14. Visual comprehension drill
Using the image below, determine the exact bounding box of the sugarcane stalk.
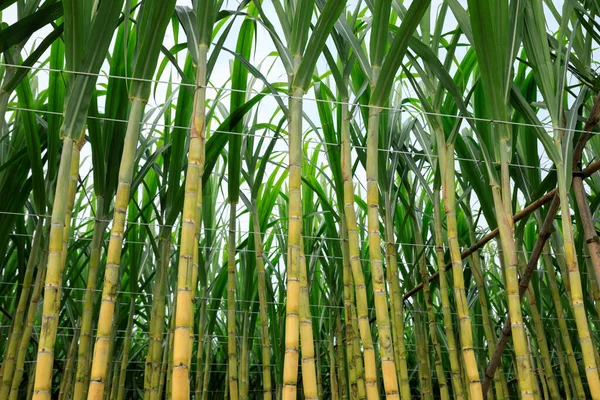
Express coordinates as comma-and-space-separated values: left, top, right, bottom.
523, 283, 559, 399
433, 188, 465, 398
365, 100, 400, 399
492, 126, 536, 399
334, 317, 347, 400
117, 298, 135, 400
145, 229, 170, 400
87, 99, 144, 400
74, 214, 109, 400
166, 295, 176, 400
414, 304, 431, 399
239, 310, 249, 400
251, 200, 272, 400
58, 320, 79, 400
32, 135, 75, 400
404, 157, 600, 302
195, 296, 207, 400
282, 85, 304, 400
341, 99, 379, 400
330, 329, 339, 400
172, 44, 208, 400
299, 241, 318, 400
226, 203, 239, 400
9, 241, 47, 400
441, 144, 482, 399
383, 203, 410, 397
0, 217, 44, 400
465, 215, 506, 400
159, 303, 173, 400
340, 219, 358, 400
411, 213, 448, 400
200, 334, 211, 400
555, 166, 600, 398
481, 100, 600, 392
482, 196, 560, 396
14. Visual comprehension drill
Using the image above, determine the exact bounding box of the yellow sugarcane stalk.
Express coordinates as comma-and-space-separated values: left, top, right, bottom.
172, 45, 208, 400
32, 134, 75, 400
541, 244, 585, 398
340, 100, 379, 400
466, 217, 506, 400
87, 98, 144, 400
365, 103, 399, 399
556, 169, 600, 398
441, 145, 482, 400
282, 86, 304, 400
299, 241, 318, 399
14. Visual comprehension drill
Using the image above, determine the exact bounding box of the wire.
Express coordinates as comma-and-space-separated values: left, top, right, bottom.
5, 105, 559, 173
0, 62, 596, 136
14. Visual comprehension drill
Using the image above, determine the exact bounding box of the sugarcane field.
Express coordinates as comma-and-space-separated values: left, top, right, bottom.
2, 0, 600, 399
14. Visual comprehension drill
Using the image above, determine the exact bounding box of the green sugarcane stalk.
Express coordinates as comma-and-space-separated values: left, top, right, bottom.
117, 298, 135, 400
0, 217, 44, 400
172, 41, 209, 400
251, 200, 273, 400
340, 219, 359, 400
58, 320, 79, 400
9, 235, 47, 400
382, 203, 410, 397
433, 188, 465, 398
411, 213, 448, 400
74, 215, 109, 399
87, 99, 144, 400
440, 144, 481, 399
144, 229, 170, 400
341, 101, 379, 400
555, 167, 600, 398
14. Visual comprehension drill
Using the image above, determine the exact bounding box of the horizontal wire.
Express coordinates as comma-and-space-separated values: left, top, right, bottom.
0, 282, 585, 326
1, 62, 596, 136
6, 104, 562, 173
0, 209, 452, 253
6, 229, 569, 262
5, 105, 560, 173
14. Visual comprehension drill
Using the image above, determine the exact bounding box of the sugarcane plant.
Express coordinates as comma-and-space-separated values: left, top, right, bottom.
1, 0, 600, 399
